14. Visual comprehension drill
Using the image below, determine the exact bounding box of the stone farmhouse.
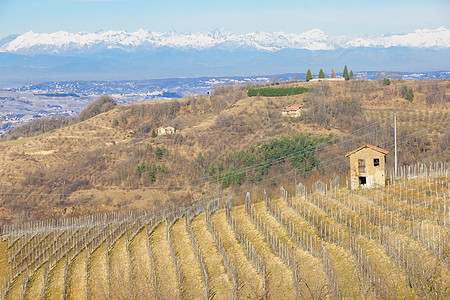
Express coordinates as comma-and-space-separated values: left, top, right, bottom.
157, 126, 176, 135
345, 144, 388, 189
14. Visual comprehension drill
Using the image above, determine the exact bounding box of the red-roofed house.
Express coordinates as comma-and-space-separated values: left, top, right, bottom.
345, 144, 388, 189
281, 104, 303, 117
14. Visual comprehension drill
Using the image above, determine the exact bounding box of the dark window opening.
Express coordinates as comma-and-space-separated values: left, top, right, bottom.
374, 158, 380, 166
359, 176, 366, 185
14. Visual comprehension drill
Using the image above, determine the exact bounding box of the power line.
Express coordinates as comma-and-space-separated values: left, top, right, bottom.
2, 120, 447, 198
0, 116, 393, 196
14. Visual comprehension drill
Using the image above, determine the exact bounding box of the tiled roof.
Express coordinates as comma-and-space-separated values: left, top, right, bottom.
282, 105, 302, 112
345, 144, 389, 157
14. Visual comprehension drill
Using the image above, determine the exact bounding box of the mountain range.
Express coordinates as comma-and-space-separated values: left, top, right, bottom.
0, 28, 449, 81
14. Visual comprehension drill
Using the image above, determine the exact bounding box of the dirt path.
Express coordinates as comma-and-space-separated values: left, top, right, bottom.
211, 210, 263, 298
149, 222, 180, 299
87, 242, 108, 299
65, 249, 87, 300
191, 213, 233, 299
170, 218, 205, 299
129, 228, 155, 299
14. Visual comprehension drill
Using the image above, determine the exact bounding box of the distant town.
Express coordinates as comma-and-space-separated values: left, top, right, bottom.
1, 71, 448, 135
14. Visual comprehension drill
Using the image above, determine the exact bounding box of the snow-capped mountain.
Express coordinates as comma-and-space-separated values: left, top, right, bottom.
0, 27, 449, 82
1, 27, 449, 55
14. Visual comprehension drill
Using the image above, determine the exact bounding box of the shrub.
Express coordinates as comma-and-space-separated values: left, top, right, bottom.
247, 86, 309, 97
401, 85, 414, 102
383, 78, 391, 86
78, 95, 117, 122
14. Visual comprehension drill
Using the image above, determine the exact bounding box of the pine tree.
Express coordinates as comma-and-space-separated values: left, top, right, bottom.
318, 69, 325, 78
330, 68, 336, 78
151, 129, 157, 138
349, 70, 354, 79
343, 65, 349, 80
305, 69, 313, 81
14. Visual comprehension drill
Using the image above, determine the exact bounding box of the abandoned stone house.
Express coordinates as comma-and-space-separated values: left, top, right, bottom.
281, 104, 303, 117
345, 144, 388, 189
157, 126, 176, 135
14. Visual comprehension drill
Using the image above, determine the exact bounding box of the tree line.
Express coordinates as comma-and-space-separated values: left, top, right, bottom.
305, 66, 354, 81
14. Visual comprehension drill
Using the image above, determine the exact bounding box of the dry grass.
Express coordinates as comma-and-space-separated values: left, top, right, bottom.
211, 210, 263, 298
129, 228, 155, 299
170, 218, 205, 299
252, 202, 330, 298
231, 205, 296, 299
23, 265, 45, 299
190, 212, 233, 299
4, 272, 24, 300
65, 249, 87, 300
0, 242, 9, 286
149, 222, 180, 299
86, 242, 108, 299
109, 234, 133, 299
43, 257, 65, 300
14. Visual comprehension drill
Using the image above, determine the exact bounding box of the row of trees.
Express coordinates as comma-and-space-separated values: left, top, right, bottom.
305, 66, 354, 81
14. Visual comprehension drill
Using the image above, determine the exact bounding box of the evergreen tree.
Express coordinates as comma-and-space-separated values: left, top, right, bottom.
318, 69, 325, 78
349, 70, 354, 79
401, 85, 414, 102
330, 68, 336, 78
151, 129, 157, 138
343, 65, 349, 80
305, 69, 313, 81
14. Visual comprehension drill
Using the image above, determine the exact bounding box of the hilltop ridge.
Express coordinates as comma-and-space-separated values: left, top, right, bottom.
0, 80, 448, 224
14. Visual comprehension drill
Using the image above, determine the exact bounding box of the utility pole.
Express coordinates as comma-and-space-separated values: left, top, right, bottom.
394, 112, 397, 178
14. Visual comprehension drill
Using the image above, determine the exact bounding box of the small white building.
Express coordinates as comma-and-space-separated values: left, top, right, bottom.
281, 105, 303, 117
157, 126, 176, 135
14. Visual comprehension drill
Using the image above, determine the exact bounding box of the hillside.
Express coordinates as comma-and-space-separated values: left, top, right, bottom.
1, 167, 448, 299
0, 80, 449, 224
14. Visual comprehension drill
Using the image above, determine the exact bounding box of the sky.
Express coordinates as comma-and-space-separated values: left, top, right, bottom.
0, 0, 449, 39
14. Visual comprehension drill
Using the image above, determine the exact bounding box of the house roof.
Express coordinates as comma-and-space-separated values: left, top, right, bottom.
345, 144, 389, 157
282, 104, 302, 112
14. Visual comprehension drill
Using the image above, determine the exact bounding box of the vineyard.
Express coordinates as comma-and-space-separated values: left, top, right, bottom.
1, 162, 449, 299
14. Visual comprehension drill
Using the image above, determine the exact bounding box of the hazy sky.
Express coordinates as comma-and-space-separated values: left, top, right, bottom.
0, 0, 449, 38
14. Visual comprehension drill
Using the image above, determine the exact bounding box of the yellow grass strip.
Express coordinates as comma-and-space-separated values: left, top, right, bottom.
274, 199, 371, 298
252, 202, 329, 298
211, 210, 263, 298
296, 194, 412, 298
149, 222, 180, 299
129, 228, 156, 299
87, 242, 108, 299
231, 206, 296, 299
24, 265, 45, 300
43, 257, 65, 300
170, 218, 205, 299
4, 273, 24, 300
0, 241, 9, 287
64, 248, 86, 300
191, 212, 233, 300
109, 234, 133, 299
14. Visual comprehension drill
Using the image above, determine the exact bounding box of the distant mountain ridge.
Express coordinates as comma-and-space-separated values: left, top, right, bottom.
1, 27, 449, 55
0, 28, 449, 81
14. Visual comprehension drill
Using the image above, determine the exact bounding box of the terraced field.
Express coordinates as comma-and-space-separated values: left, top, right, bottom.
1, 165, 449, 299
